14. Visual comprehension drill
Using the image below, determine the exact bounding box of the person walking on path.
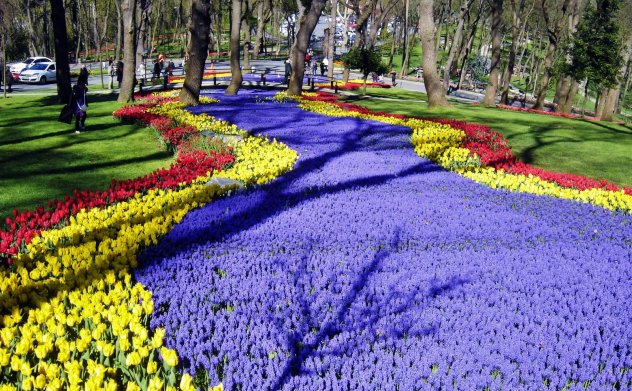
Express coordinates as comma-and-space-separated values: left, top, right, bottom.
322, 58, 329, 76
4, 66, 13, 93
284, 59, 292, 85
116, 61, 123, 88
152, 59, 161, 81
71, 81, 88, 133
312, 61, 318, 76
78, 65, 89, 85
108, 58, 115, 89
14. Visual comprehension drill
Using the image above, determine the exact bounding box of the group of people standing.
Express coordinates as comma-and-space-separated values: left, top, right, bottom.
107, 58, 124, 89
284, 52, 330, 84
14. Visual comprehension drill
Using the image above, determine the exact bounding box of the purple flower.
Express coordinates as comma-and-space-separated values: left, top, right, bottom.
135, 89, 632, 390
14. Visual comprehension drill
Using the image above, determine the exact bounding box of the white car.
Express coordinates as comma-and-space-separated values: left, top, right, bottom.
19, 62, 57, 84
9, 56, 53, 79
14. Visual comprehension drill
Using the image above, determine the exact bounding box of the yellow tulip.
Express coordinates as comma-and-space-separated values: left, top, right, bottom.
147, 377, 164, 391
210, 383, 224, 391
151, 328, 165, 348
33, 374, 47, 389
160, 347, 178, 367
0, 348, 10, 366
125, 351, 141, 367
21, 376, 33, 391
125, 382, 141, 391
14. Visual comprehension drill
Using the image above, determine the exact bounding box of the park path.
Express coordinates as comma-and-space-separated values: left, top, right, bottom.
135, 90, 632, 390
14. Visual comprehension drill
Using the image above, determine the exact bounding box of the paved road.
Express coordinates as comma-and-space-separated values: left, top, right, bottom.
2, 59, 490, 105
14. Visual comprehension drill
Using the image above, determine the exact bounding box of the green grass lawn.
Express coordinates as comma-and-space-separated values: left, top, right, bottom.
0, 93, 174, 218
344, 87, 632, 188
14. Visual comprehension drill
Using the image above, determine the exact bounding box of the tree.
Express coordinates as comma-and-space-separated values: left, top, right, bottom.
226, 0, 243, 95
342, 47, 388, 94
567, 0, 625, 119
481, 0, 503, 106
532, 0, 576, 110
118, 0, 137, 103
418, 0, 449, 107
287, 0, 326, 96
443, 0, 476, 92
180, 0, 212, 105
50, 0, 72, 103
252, 0, 266, 59
499, 0, 533, 105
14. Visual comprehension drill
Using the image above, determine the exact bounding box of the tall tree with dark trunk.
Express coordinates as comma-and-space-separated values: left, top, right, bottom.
567, 0, 625, 119
327, 0, 337, 79
50, 0, 72, 103
180, 0, 212, 105
226, 0, 243, 94
115, 0, 123, 60
252, 0, 265, 59
287, 0, 326, 96
242, 0, 252, 72
443, 0, 475, 91
499, 0, 531, 104
481, 0, 503, 106
533, 0, 576, 110
118, 0, 137, 103
342, 0, 375, 82
419, 0, 449, 107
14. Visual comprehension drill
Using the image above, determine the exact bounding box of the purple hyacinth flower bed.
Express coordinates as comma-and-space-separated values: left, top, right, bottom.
135, 89, 632, 390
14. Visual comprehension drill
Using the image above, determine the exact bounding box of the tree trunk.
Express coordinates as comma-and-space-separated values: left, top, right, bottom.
557, 78, 579, 113
554, 75, 571, 108
601, 87, 620, 121
601, 37, 632, 120
50, 0, 72, 103
419, 0, 449, 107
595, 88, 606, 118
180, 0, 211, 105
619, 58, 632, 115
342, 0, 374, 83
118, 0, 137, 103
399, 0, 409, 77
532, 39, 554, 110
275, 9, 282, 55
499, 0, 528, 104
435, 4, 445, 54
115, 0, 123, 60
327, 0, 337, 79
242, 3, 252, 72
482, 0, 502, 106
226, 0, 243, 95
533, 0, 575, 110
252, 0, 265, 59
3, 34, 6, 99
443, 0, 473, 91
287, 0, 326, 96
340, 5, 350, 49
457, 0, 484, 89
137, 1, 153, 67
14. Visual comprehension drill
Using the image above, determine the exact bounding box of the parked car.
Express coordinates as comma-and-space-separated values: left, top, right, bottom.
19, 62, 56, 84
9, 56, 53, 79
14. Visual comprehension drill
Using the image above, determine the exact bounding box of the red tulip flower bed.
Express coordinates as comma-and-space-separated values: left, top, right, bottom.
309, 92, 632, 196
0, 96, 235, 265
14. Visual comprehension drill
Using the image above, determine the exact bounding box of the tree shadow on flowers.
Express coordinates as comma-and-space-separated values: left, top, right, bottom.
267, 228, 470, 390
144, 114, 441, 262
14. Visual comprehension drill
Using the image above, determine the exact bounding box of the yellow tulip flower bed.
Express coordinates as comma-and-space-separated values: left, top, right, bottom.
293, 93, 632, 214
0, 92, 298, 390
